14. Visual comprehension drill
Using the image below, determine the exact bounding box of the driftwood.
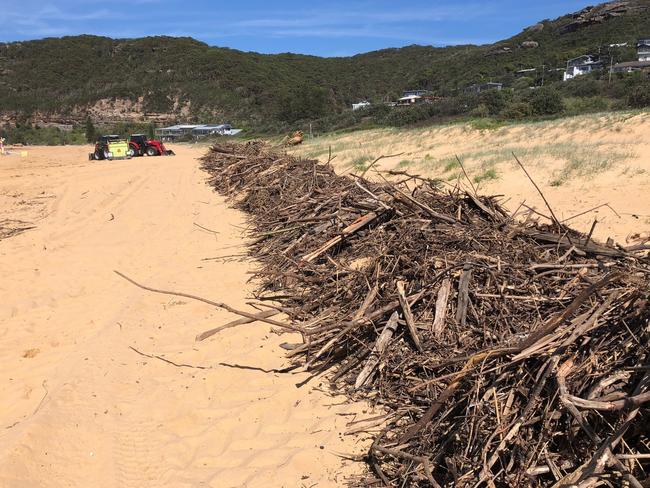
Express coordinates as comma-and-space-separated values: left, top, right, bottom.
355, 312, 400, 389
432, 279, 451, 336
114, 270, 303, 333
199, 141, 650, 487
396, 281, 423, 352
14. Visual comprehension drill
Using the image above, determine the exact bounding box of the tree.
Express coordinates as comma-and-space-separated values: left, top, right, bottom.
479, 89, 509, 115
278, 85, 329, 123
84, 115, 97, 143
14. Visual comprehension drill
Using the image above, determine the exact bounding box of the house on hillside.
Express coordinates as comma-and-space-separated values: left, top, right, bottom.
465, 82, 503, 94
394, 90, 442, 106
563, 55, 602, 81
396, 94, 424, 106
156, 124, 199, 140
156, 124, 239, 140
352, 101, 371, 111
192, 124, 236, 137
402, 90, 429, 98
637, 38, 650, 61
611, 38, 650, 75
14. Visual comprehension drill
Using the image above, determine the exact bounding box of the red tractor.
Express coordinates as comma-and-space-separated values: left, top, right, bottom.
127, 134, 175, 157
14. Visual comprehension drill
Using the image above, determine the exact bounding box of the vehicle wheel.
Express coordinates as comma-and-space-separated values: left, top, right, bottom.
103, 149, 111, 160
94, 151, 103, 160
127, 147, 136, 158
146, 147, 158, 156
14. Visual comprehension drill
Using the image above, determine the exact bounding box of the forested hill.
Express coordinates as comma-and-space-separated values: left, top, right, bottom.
1, 0, 649, 129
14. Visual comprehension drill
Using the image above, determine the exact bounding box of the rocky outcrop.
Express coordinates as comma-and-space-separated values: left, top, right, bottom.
0, 96, 192, 128
525, 23, 545, 33
521, 41, 540, 49
560, 1, 647, 34
486, 45, 513, 56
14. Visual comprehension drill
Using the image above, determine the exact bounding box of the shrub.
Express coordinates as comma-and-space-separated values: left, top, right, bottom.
479, 89, 509, 115
528, 87, 564, 115
499, 101, 532, 119
470, 104, 490, 118
627, 84, 650, 108
380, 105, 433, 126
562, 76, 602, 98
512, 77, 534, 91
564, 96, 611, 115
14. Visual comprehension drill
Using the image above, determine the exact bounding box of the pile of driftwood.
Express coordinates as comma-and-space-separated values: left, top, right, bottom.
201, 141, 650, 487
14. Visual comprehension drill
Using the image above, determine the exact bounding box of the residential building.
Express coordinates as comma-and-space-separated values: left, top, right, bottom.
155, 124, 199, 139
611, 60, 650, 74
563, 55, 602, 81
637, 38, 650, 61
611, 38, 650, 74
396, 94, 424, 106
352, 101, 371, 111
465, 82, 503, 93
155, 124, 239, 140
192, 124, 234, 136
402, 90, 429, 98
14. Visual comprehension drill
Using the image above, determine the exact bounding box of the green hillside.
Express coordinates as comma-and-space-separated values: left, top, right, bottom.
1, 0, 650, 132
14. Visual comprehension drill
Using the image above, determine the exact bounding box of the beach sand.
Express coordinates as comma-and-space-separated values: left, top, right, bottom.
0, 145, 368, 488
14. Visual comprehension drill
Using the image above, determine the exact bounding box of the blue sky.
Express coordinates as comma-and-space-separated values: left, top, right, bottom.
2, 1, 594, 56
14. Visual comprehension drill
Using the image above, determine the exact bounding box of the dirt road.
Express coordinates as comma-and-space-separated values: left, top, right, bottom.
0, 146, 364, 487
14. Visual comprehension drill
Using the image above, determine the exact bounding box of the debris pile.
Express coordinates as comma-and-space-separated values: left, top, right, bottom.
201, 141, 650, 487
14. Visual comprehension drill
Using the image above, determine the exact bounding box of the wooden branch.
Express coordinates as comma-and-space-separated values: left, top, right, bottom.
305, 286, 378, 368
455, 265, 472, 327
396, 281, 423, 352
195, 309, 280, 341
129, 345, 211, 369
359, 152, 405, 178
432, 279, 451, 337
301, 211, 379, 263
355, 312, 399, 390
391, 187, 457, 224
512, 152, 565, 237
372, 445, 441, 488
564, 391, 650, 412
114, 271, 304, 333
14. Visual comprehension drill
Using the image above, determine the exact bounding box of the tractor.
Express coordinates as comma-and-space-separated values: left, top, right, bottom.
127, 134, 175, 157
89, 135, 131, 161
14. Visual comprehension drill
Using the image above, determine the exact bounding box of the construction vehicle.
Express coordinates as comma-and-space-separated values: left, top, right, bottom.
127, 134, 175, 157
89, 135, 131, 161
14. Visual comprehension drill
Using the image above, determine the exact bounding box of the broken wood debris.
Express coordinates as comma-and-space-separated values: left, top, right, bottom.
200, 141, 650, 487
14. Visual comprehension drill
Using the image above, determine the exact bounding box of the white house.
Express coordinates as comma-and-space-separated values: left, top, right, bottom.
156, 124, 241, 140
563, 55, 603, 81
352, 101, 371, 111
638, 38, 650, 61
396, 95, 422, 106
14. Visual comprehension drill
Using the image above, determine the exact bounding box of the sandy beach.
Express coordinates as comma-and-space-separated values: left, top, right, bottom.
0, 145, 367, 487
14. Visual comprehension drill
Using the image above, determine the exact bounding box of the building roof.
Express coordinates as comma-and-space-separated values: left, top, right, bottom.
568, 55, 596, 62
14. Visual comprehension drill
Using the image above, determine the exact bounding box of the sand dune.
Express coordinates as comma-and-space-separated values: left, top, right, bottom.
0, 145, 367, 487
294, 111, 650, 244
